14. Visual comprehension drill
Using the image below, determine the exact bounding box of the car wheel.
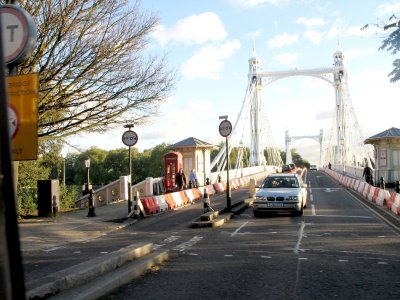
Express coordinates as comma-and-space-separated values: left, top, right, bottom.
292, 206, 304, 217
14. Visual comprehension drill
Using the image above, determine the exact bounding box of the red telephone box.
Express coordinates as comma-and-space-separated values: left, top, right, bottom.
164, 151, 183, 193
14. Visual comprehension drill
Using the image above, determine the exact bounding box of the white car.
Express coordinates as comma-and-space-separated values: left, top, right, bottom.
309, 164, 317, 171
253, 173, 308, 217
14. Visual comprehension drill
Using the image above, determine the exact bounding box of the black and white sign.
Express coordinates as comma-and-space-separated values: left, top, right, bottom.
122, 130, 138, 147
219, 120, 232, 137
1, 4, 36, 65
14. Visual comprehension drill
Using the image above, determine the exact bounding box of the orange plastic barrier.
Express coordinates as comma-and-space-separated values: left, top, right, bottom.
140, 196, 160, 215
163, 193, 176, 209
179, 191, 189, 205
192, 188, 202, 199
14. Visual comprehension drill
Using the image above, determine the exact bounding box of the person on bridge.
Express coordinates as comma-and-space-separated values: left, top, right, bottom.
189, 169, 197, 188
176, 168, 187, 190
362, 164, 373, 185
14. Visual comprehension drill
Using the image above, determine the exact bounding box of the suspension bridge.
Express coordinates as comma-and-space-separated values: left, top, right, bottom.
77, 44, 375, 208
210, 43, 374, 180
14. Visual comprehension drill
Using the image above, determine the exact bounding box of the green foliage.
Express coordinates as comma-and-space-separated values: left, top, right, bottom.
364, 15, 400, 83
17, 159, 51, 216
59, 184, 79, 211
280, 149, 309, 168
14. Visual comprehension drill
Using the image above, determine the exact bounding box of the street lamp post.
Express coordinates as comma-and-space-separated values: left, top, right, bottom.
85, 157, 96, 217
219, 115, 232, 211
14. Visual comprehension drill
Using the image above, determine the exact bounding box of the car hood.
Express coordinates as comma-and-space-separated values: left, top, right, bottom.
256, 188, 301, 197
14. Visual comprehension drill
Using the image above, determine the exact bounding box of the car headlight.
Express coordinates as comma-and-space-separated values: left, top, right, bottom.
287, 196, 298, 200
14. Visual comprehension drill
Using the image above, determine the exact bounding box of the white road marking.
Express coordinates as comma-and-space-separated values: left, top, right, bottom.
153, 235, 182, 250
70, 223, 92, 230
261, 256, 272, 259
294, 222, 306, 254
231, 221, 249, 237
224, 254, 233, 257
310, 194, 314, 202
311, 204, 316, 216
173, 235, 203, 252
43, 246, 66, 253
338, 259, 348, 262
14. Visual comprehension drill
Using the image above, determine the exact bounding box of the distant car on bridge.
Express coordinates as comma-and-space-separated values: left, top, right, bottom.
309, 164, 317, 171
282, 163, 296, 173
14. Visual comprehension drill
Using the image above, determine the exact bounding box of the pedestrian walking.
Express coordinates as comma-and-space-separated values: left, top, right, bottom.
189, 169, 197, 188
362, 164, 373, 185
176, 168, 187, 190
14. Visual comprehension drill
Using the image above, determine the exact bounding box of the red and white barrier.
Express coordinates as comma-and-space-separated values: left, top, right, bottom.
154, 195, 168, 212
387, 192, 400, 215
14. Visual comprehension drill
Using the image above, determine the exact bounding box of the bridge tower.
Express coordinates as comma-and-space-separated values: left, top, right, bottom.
285, 129, 324, 167
248, 50, 266, 166
332, 44, 349, 166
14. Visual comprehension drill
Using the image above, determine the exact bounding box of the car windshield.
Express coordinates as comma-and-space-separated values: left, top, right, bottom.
262, 177, 299, 188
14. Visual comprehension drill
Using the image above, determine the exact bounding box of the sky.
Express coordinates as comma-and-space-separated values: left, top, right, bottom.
67, 0, 400, 164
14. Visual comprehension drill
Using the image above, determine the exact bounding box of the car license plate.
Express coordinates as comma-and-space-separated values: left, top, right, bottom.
267, 203, 284, 208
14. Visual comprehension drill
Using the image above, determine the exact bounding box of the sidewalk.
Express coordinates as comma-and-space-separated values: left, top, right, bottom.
18, 200, 137, 252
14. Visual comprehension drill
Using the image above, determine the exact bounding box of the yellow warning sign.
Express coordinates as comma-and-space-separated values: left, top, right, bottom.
7, 73, 38, 161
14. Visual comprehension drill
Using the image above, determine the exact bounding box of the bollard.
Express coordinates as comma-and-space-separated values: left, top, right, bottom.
206, 177, 210, 185
52, 195, 58, 218
133, 190, 141, 219
217, 175, 221, 183
203, 188, 213, 213
380, 177, 386, 190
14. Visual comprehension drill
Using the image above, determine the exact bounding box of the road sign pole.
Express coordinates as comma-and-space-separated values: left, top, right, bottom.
123, 124, 137, 215
0, 11, 26, 299
219, 117, 232, 211
128, 145, 132, 213
226, 136, 231, 211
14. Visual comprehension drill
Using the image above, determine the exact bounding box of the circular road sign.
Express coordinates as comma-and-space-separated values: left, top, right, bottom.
122, 130, 138, 147
1, 4, 37, 65
219, 120, 232, 137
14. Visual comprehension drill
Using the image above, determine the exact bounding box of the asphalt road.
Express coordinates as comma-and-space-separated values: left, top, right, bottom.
101, 171, 400, 300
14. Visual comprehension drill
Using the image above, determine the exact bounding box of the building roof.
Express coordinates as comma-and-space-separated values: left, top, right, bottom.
173, 137, 214, 148
364, 127, 400, 144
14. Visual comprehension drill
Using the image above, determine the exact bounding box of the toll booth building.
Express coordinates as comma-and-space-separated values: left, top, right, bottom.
172, 137, 214, 187
364, 127, 400, 186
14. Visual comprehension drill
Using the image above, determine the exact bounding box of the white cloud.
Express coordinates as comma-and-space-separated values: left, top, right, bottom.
229, 0, 289, 8
152, 12, 227, 45
274, 53, 299, 65
181, 40, 241, 79
304, 30, 324, 44
296, 17, 325, 27
375, 3, 400, 16
267, 33, 299, 49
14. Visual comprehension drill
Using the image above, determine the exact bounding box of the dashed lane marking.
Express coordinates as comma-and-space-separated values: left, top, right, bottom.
173, 235, 203, 252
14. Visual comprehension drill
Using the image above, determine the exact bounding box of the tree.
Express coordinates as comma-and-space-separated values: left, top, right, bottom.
362, 15, 400, 83
379, 15, 400, 83
15, 0, 175, 139
280, 149, 309, 168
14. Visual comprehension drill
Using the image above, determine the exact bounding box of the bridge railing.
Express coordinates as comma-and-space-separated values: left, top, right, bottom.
74, 165, 280, 208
